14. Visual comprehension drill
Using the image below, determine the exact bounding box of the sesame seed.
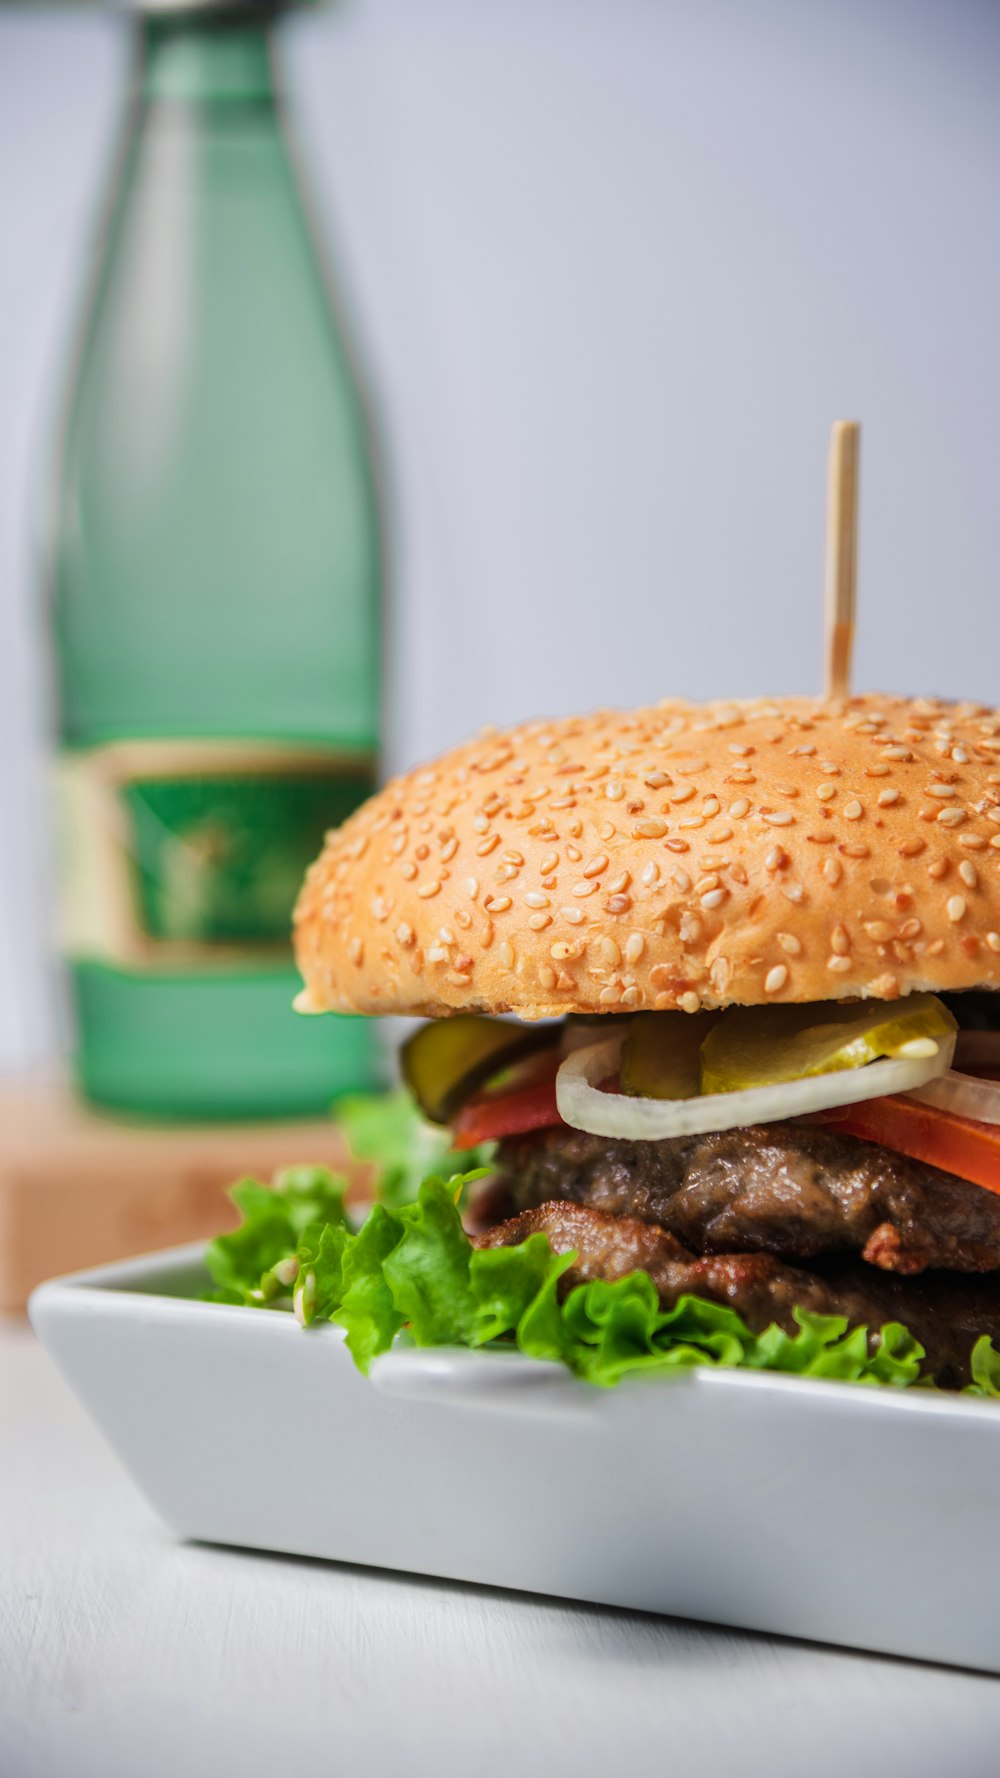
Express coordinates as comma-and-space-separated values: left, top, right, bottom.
898, 838, 925, 857
606, 872, 631, 895
670, 785, 696, 804
550, 941, 580, 962
953, 748, 970, 763
641, 861, 660, 886
600, 937, 621, 966
765, 847, 787, 871
831, 924, 850, 954
865, 764, 891, 778
426, 945, 448, 964
401, 862, 418, 881
572, 880, 598, 897
864, 921, 895, 942
527, 912, 552, 930
473, 814, 489, 833
679, 913, 702, 943
476, 834, 500, 856
937, 808, 967, 826
539, 851, 559, 874
764, 965, 788, 994
827, 955, 852, 973
634, 818, 669, 839
763, 811, 795, 826
988, 934, 1000, 953
606, 894, 632, 913
928, 859, 949, 879
959, 861, 978, 889
498, 941, 515, 969
539, 964, 557, 990
816, 784, 837, 801
882, 746, 913, 761
644, 771, 670, 789
583, 853, 609, 877
395, 922, 415, 947
781, 882, 805, 903
485, 894, 511, 912
561, 906, 585, 925
466, 877, 480, 900
728, 797, 751, 818
695, 874, 719, 894
566, 845, 582, 863
926, 783, 958, 798
600, 822, 617, 841
625, 933, 645, 963
348, 937, 364, 965
701, 888, 726, 910
605, 781, 625, 801
777, 932, 802, 956
959, 834, 987, 851
878, 789, 900, 807
525, 891, 549, 909
503, 849, 525, 866
668, 866, 691, 892
599, 984, 623, 1006
844, 800, 864, 820
823, 857, 843, 885
947, 896, 967, 923
701, 796, 721, 818
416, 880, 442, 899
678, 991, 701, 1014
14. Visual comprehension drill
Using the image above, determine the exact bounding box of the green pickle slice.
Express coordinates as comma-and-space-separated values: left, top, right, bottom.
700, 993, 956, 1095
401, 1015, 555, 1124
621, 1011, 719, 1099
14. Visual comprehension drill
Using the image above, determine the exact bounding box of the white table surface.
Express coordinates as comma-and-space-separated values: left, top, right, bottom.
5, 1313, 1000, 1778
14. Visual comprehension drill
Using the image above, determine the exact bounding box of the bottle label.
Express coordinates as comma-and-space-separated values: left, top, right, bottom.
57, 739, 375, 970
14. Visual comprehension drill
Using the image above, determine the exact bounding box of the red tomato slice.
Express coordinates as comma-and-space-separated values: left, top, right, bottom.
823, 1095, 1000, 1197
452, 1063, 562, 1149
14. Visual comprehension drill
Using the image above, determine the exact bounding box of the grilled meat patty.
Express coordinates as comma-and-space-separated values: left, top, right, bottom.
492, 1122, 1000, 1275
474, 1201, 1000, 1387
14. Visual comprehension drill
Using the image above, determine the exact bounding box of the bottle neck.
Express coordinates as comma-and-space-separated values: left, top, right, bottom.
139, 12, 278, 105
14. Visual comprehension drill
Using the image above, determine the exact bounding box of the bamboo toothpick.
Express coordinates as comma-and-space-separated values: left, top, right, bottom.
823, 420, 860, 701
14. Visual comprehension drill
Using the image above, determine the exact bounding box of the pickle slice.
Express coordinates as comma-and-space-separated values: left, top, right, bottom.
621, 1011, 719, 1099
401, 1015, 556, 1124
700, 993, 957, 1095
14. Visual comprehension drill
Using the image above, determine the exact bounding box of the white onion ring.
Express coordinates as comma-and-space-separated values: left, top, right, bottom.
555, 1031, 955, 1141
906, 1030, 1000, 1125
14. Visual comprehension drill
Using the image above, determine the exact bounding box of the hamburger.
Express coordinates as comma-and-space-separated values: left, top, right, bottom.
269, 692, 1000, 1391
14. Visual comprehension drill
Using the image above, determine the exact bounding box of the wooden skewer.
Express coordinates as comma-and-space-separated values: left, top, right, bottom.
823, 420, 861, 701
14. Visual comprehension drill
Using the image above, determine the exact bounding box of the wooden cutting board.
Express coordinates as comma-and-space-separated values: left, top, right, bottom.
0, 1077, 365, 1310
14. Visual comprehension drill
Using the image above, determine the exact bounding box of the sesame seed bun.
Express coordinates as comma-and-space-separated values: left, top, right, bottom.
293, 695, 1000, 1020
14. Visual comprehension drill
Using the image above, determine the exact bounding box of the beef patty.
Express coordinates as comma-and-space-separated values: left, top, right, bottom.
492, 1122, 1000, 1275
474, 1201, 1000, 1387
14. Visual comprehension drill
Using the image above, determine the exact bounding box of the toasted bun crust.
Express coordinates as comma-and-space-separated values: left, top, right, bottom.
294, 695, 1000, 1019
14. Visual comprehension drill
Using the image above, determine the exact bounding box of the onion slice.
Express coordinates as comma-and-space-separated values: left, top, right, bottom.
906, 1031, 1000, 1126
555, 1031, 955, 1141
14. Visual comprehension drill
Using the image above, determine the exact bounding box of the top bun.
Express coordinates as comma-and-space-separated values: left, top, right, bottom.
294, 695, 1000, 1020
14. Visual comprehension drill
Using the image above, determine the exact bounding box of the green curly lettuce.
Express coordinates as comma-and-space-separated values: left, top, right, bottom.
201, 1169, 993, 1394
336, 1088, 495, 1207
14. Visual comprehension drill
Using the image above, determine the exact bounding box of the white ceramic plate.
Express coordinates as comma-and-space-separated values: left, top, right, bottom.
29, 1243, 1000, 1673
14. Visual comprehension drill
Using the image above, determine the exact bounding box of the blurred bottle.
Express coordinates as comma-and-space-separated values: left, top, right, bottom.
49, 2, 383, 1118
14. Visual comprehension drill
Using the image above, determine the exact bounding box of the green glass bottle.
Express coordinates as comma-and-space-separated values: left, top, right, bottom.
50, 3, 383, 1119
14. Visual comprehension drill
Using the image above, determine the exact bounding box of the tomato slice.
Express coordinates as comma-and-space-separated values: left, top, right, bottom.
451, 1061, 562, 1149
823, 1095, 1000, 1197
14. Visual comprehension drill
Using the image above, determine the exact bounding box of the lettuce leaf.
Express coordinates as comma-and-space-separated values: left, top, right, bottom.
336, 1089, 495, 1208
203, 1167, 994, 1395
204, 1167, 348, 1304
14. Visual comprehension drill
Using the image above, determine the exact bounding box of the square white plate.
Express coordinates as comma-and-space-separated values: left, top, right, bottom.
29, 1243, 1000, 1673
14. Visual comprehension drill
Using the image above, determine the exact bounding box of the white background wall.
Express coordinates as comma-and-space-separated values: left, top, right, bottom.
1, 0, 999, 1072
